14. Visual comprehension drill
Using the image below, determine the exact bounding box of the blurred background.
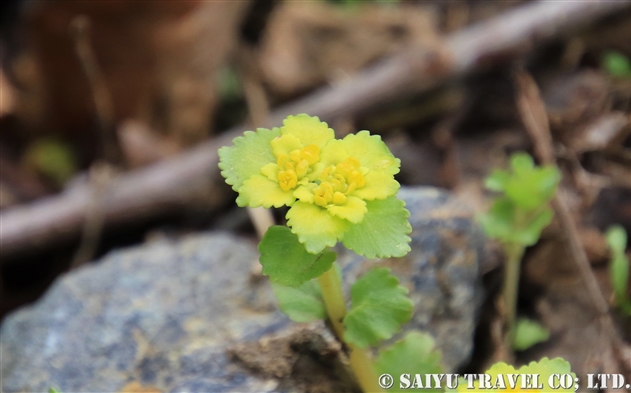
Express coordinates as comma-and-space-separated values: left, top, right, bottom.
0, 0, 630, 390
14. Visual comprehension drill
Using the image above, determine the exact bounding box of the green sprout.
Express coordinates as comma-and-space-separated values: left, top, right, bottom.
480, 152, 560, 349
219, 114, 441, 392
606, 225, 631, 315
512, 317, 550, 351
602, 51, 631, 77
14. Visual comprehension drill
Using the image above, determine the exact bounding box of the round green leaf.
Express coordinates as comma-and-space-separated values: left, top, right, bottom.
272, 280, 325, 322
218, 127, 279, 192
259, 226, 336, 287
343, 268, 414, 348
479, 198, 515, 243
374, 332, 443, 393
342, 196, 412, 259
484, 169, 510, 192
512, 317, 550, 351
606, 225, 631, 313
510, 152, 535, 174
603, 51, 631, 77
606, 225, 627, 253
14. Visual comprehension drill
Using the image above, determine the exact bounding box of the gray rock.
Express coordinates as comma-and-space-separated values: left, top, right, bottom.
1, 187, 485, 393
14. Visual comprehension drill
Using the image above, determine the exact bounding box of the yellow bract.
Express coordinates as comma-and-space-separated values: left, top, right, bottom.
220, 114, 403, 254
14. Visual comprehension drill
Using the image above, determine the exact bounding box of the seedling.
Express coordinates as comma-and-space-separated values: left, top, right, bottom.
606, 225, 631, 315
512, 317, 550, 351
479, 152, 560, 349
219, 114, 442, 391
602, 51, 631, 77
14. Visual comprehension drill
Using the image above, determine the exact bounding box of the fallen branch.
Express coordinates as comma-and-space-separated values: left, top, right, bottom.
514, 69, 631, 381
2, 0, 629, 262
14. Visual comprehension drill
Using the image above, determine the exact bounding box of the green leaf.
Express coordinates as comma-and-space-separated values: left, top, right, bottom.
516, 207, 553, 246
343, 268, 414, 348
374, 332, 443, 393
505, 166, 560, 210
287, 201, 350, 254
603, 51, 631, 77
272, 280, 325, 322
49, 388, 62, 393
510, 152, 535, 174
479, 198, 515, 243
606, 225, 631, 314
512, 317, 550, 351
218, 127, 279, 192
342, 196, 412, 259
481, 199, 553, 246
216, 66, 242, 100
484, 169, 510, 192
606, 225, 627, 252
24, 138, 77, 186
259, 226, 336, 287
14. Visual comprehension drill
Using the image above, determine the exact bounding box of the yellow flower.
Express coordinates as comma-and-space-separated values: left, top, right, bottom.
288, 131, 402, 253
219, 114, 334, 208
219, 114, 411, 257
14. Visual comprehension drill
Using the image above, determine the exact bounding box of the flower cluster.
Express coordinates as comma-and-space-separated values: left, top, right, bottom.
219, 114, 410, 257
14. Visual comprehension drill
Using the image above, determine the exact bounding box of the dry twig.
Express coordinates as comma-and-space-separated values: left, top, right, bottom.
2, 0, 629, 262
514, 69, 631, 381
69, 16, 118, 267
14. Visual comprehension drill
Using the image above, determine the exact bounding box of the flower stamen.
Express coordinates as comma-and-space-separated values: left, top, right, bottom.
272, 145, 321, 192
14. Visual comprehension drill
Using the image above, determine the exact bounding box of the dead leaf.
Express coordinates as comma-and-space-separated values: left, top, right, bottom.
259, 2, 441, 96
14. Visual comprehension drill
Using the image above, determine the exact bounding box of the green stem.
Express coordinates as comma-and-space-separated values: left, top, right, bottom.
317, 266, 347, 339
503, 242, 525, 348
318, 266, 383, 393
349, 345, 385, 393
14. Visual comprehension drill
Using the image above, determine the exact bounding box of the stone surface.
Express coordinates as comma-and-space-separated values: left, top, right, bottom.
1, 187, 485, 393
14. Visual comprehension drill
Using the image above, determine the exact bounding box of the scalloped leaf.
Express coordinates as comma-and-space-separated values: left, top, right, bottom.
517, 207, 553, 246
603, 51, 631, 77
343, 268, 413, 348
218, 127, 279, 192
286, 201, 350, 254
272, 280, 325, 322
484, 169, 510, 192
374, 332, 443, 393
259, 226, 336, 287
455, 357, 576, 392
342, 196, 411, 259
480, 199, 553, 246
505, 165, 560, 210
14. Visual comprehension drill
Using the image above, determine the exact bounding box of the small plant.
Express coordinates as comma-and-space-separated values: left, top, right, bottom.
219, 114, 442, 391
480, 152, 560, 349
602, 51, 631, 77
606, 225, 631, 315
512, 317, 550, 351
